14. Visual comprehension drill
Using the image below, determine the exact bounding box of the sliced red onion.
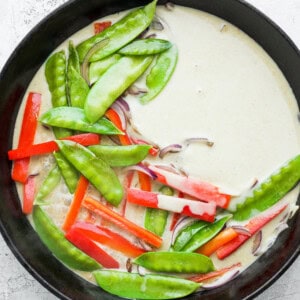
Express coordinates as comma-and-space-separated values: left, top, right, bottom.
159, 144, 182, 158
184, 137, 214, 147
252, 230, 262, 256
136, 239, 153, 252
201, 269, 240, 290
110, 102, 127, 130
151, 17, 164, 31
170, 216, 196, 247
81, 38, 110, 85
123, 164, 157, 180
250, 178, 259, 189
145, 33, 157, 39
230, 225, 252, 236
165, 2, 175, 11
152, 164, 181, 175
126, 85, 148, 96
108, 135, 121, 145
126, 258, 133, 273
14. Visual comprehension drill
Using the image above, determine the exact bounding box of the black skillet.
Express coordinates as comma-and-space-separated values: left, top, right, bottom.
0, 0, 299, 299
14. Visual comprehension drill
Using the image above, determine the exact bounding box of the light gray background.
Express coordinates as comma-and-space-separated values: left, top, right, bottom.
0, 0, 299, 299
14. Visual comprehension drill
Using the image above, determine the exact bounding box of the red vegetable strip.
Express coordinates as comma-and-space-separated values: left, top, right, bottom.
216, 202, 288, 259
65, 227, 119, 268
148, 165, 232, 208
73, 221, 146, 257
188, 263, 242, 283
83, 196, 162, 248
22, 175, 36, 214
169, 192, 184, 231
94, 21, 112, 34
12, 92, 41, 183
62, 176, 89, 232
8, 133, 100, 160
196, 228, 238, 257
138, 171, 152, 192
127, 188, 216, 222
105, 108, 131, 145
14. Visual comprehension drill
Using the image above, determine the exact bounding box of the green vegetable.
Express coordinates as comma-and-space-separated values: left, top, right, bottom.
232, 154, 300, 221
88, 144, 151, 167
76, 0, 158, 62
180, 215, 232, 252
85, 55, 153, 123
140, 45, 178, 104
56, 140, 123, 206
93, 270, 200, 299
118, 38, 172, 56
89, 54, 121, 85
39, 107, 121, 135
144, 185, 173, 236
134, 252, 215, 273
54, 151, 79, 194
33, 206, 101, 271
34, 166, 61, 205
45, 51, 72, 138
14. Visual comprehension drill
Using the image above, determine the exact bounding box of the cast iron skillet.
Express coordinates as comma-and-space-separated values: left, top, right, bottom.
0, 0, 299, 299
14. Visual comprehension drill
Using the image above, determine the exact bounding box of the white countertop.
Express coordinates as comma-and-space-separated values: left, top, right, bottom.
0, 0, 299, 299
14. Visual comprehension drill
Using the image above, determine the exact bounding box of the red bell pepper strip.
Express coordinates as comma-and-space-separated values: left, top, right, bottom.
216, 202, 288, 260
8, 133, 100, 160
188, 263, 241, 283
82, 196, 162, 248
72, 221, 146, 257
22, 175, 36, 214
94, 21, 112, 34
127, 188, 216, 223
12, 92, 41, 183
62, 176, 89, 232
148, 165, 232, 209
65, 227, 119, 268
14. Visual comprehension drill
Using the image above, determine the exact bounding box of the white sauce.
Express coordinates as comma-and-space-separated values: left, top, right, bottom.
13, 3, 300, 290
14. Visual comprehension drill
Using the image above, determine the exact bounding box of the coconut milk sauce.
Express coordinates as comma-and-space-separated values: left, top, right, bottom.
13, 5, 300, 283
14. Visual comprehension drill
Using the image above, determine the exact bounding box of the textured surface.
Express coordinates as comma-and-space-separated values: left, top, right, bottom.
0, 0, 299, 299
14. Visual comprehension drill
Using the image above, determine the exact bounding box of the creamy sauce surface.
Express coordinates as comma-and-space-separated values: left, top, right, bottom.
14, 4, 300, 288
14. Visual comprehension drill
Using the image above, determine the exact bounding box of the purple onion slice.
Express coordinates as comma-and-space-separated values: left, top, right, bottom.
123, 164, 157, 180
159, 144, 182, 158
252, 230, 262, 256
201, 269, 240, 290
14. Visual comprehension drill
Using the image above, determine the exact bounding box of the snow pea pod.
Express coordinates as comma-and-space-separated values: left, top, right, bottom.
45, 51, 72, 138
118, 38, 172, 56
85, 55, 153, 123
134, 251, 214, 273
34, 165, 61, 205
39, 107, 121, 135
140, 45, 178, 104
231, 154, 300, 221
32, 206, 101, 271
172, 220, 208, 252
88, 144, 151, 167
56, 140, 123, 206
54, 151, 79, 194
93, 270, 200, 299
89, 54, 121, 85
181, 215, 232, 253
76, 0, 157, 62
67, 42, 89, 108
144, 185, 173, 236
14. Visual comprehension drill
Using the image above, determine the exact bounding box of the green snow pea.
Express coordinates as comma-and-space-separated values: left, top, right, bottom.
85, 55, 153, 123
134, 251, 214, 273
89, 54, 121, 85
56, 140, 123, 206
45, 51, 72, 138
34, 166, 61, 205
67, 42, 89, 108
140, 45, 178, 104
172, 220, 208, 252
93, 270, 200, 299
232, 154, 300, 221
39, 107, 121, 135
33, 206, 101, 271
118, 38, 172, 56
54, 151, 79, 194
76, 0, 157, 62
144, 185, 173, 236
181, 215, 232, 253
88, 144, 151, 167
